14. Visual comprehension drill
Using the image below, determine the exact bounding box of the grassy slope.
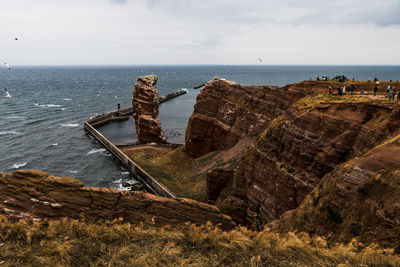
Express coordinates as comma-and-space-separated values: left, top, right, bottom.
129, 139, 251, 201
0, 216, 399, 266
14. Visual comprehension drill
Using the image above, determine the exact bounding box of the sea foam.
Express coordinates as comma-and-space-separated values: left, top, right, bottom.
35, 103, 62, 108
87, 148, 106, 155
0, 131, 22, 136
11, 162, 27, 169
61, 123, 79, 127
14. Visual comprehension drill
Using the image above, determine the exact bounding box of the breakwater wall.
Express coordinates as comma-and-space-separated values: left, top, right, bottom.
84, 89, 187, 198
84, 121, 176, 198
87, 89, 187, 128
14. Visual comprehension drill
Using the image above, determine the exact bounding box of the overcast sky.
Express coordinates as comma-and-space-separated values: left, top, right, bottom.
1, 0, 400, 65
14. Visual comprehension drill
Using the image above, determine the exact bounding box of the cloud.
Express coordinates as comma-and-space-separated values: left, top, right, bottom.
143, 0, 400, 27
110, 0, 127, 4
1, 0, 400, 65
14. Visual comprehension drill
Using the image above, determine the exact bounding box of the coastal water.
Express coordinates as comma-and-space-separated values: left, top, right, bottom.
1, 65, 400, 189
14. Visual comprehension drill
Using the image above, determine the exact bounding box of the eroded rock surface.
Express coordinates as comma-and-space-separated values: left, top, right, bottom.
227, 100, 400, 228
184, 78, 314, 158
0, 170, 235, 229
272, 133, 400, 249
182, 78, 400, 230
132, 75, 166, 144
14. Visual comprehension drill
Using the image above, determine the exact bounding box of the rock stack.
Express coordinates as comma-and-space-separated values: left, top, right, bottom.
132, 75, 166, 144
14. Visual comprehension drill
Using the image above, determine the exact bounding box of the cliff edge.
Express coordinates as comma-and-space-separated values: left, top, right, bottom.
0, 170, 235, 229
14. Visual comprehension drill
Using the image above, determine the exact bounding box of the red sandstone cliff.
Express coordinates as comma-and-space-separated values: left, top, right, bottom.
230, 99, 400, 228
132, 75, 166, 144
184, 78, 313, 158
272, 131, 400, 249
0, 170, 235, 229
182, 79, 400, 232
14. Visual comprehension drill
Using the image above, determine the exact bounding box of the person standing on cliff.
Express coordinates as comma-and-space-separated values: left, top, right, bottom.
374, 84, 378, 96
350, 85, 355, 95
388, 88, 395, 101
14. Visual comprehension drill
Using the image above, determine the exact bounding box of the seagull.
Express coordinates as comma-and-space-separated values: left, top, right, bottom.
4, 62, 10, 70
4, 88, 11, 98
258, 58, 263, 63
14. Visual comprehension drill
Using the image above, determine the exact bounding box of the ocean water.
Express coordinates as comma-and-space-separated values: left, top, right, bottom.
1, 65, 400, 189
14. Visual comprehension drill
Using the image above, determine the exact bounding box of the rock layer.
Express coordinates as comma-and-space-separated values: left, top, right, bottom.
272, 133, 400, 249
132, 75, 166, 144
184, 78, 313, 158
227, 99, 400, 228
182, 78, 400, 230
0, 170, 235, 229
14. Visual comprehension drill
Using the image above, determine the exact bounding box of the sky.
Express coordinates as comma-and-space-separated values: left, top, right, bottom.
1, 0, 400, 65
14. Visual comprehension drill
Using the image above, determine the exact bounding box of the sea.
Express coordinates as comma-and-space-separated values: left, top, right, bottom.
1, 65, 400, 190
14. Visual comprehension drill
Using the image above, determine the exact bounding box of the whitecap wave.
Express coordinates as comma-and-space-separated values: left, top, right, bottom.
181, 88, 188, 92
43, 104, 62, 107
86, 148, 106, 155
0, 131, 22, 136
68, 170, 78, 174
121, 171, 130, 175
60, 123, 79, 127
11, 162, 27, 169
35, 103, 62, 108
112, 179, 122, 184
51, 143, 58, 146
4, 116, 24, 120
61, 108, 67, 111
64, 98, 72, 101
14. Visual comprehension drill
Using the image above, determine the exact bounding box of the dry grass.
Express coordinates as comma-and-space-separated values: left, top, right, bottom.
129, 144, 247, 201
129, 146, 206, 200
0, 216, 399, 266
292, 94, 390, 113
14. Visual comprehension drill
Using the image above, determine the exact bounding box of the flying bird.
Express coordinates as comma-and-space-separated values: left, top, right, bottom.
14, 37, 18, 41
4, 62, 10, 70
258, 58, 263, 63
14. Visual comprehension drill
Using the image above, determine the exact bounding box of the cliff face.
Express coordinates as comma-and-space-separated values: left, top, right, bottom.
184, 78, 313, 158
182, 79, 400, 229
132, 75, 166, 144
0, 170, 235, 229
228, 97, 400, 228
273, 132, 400, 249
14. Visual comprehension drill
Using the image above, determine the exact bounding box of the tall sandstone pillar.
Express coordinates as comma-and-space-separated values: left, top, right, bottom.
132, 75, 166, 144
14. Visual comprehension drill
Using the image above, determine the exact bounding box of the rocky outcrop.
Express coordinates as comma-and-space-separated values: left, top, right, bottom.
0, 170, 235, 229
184, 78, 314, 158
225, 99, 400, 228
272, 133, 400, 249
183, 79, 396, 159
182, 79, 400, 228
206, 169, 233, 204
132, 75, 166, 144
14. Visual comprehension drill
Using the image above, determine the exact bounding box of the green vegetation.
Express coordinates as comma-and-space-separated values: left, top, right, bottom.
1, 216, 399, 266
129, 144, 247, 201
129, 147, 207, 200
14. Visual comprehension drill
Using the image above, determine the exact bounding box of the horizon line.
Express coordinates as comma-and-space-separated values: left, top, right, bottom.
4, 64, 400, 67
